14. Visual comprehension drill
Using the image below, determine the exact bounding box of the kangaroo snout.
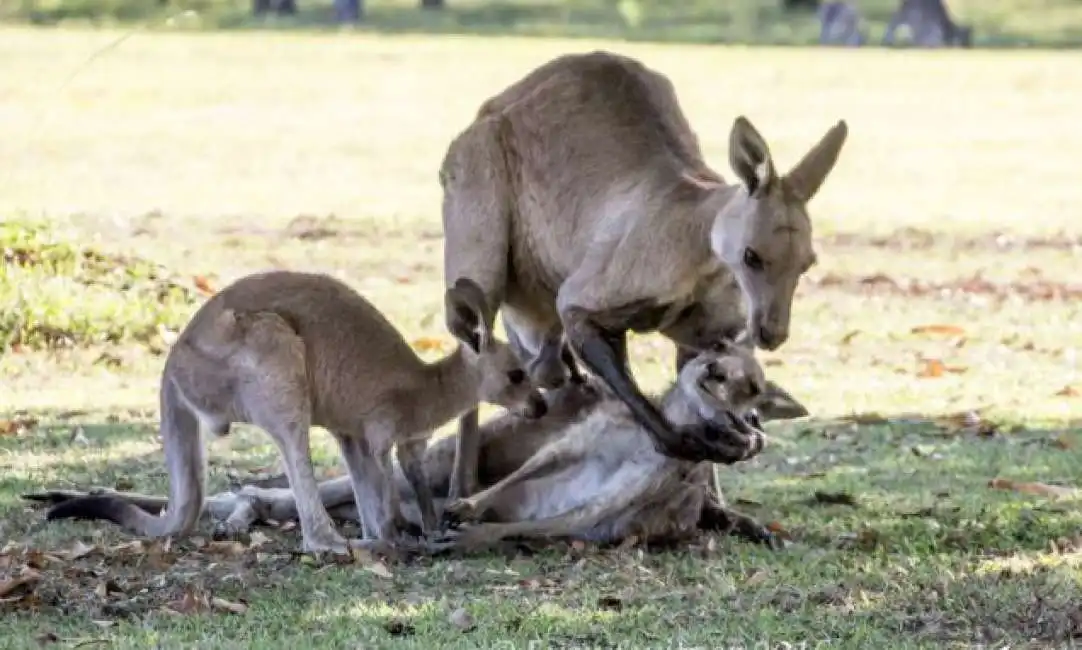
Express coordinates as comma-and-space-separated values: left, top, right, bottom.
523, 391, 549, 419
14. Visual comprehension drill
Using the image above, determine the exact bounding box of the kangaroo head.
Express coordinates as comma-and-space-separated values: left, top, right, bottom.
445, 278, 547, 419
710, 116, 848, 351
674, 340, 766, 424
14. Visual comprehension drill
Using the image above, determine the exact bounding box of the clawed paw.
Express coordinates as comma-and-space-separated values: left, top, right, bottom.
440, 498, 480, 530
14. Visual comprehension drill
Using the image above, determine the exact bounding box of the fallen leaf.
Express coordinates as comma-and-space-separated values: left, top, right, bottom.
193, 275, 216, 295
166, 589, 208, 615
0, 568, 42, 599
911, 324, 966, 336
210, 597, 249, 615
365, 561, 394, 580
248, 531, 271, 549
1052, 434, 1073, 450
743, 569, 769, 586
765, 521, 792, 540
203, 540, 246, 556
410, 337, 447, 353
838, 412, 889, 425
988, 478, 1079, 499
0, 416, 38, 436
917, 359, 943, 377
570, 540, 587, 552
448, 607, 476, 632
839, 330, 861, 345
1056, 386, 1080, 398
66, 540, 97, 560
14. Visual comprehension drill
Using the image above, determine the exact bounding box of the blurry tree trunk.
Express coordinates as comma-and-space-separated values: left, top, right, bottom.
335, 0, 360, 21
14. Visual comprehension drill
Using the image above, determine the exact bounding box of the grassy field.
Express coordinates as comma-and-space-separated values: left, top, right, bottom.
4, 0, 1082, 49
3, 26, 1082, 648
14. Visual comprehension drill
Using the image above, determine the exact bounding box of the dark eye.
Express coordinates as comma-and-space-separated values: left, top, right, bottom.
507, 369, 526, 385
743, 248, 764, 271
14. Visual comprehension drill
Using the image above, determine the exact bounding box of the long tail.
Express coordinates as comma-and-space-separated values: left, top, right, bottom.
47, 376, 206, 538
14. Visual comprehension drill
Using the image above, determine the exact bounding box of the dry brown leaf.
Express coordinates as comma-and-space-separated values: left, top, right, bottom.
0, 416, 39, 436
1055, 386, 1080, 398
410, 337, 447, 353
365, 561, 394, 580
765, 521, 792, 540
248, 531, 271, 549
210, 597, 249, 615
917, 359, 945, 378
0, 568, 42, 599
193, 275, 216, 295
570, 540, 587, 552
166, 589, 209, 615
204, 540, 246, 556
1052, 434, 1073, 450
911, 324, 966, 336
743, 569, 769, 586
839, 330, 861, 345
66, 540, 96, 561
988, 478, 1079, 499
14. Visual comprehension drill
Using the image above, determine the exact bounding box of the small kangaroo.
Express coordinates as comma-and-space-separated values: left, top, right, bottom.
440, 50, 848, 502
883, 0, 973, 48
29, 347, 800, 549
44, 270, 546, 554
437, 341, 775, 550
818, 1, 866, 47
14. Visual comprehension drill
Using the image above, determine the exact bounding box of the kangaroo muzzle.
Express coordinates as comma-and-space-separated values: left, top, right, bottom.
523, 391, 548, 419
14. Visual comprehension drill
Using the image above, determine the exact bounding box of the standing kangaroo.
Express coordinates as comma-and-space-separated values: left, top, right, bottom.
441, 50, 848, 501
883, 0, 973, 48
45, 270, 546, 554
32, 345, 786, 549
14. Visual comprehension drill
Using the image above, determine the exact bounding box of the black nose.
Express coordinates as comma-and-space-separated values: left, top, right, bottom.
748, 381, 762, 398
525, 394, 548, 419
758, 326, 783, 350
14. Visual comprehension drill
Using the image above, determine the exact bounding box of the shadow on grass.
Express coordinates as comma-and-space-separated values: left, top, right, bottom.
2, 411, 1081, 645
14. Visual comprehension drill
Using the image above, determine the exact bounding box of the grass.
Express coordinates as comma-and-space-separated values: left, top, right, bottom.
5, 0, 1082, 49
2, 26, 1082, 648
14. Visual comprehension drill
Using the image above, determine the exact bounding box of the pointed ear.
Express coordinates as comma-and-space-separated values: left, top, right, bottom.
754, 379, 810, 421
444, 278, 493, 354
728, 116, 776, 198
783, 119, 848, 203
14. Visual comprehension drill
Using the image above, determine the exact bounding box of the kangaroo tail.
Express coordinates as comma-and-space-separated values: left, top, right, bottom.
47, 376, 206, 537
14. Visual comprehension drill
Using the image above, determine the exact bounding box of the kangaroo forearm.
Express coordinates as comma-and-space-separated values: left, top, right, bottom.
563, 312, 678, 452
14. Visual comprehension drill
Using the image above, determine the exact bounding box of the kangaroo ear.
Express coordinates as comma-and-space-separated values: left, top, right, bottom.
783, 119, 848, 203
444, 278, 493, 354
754, 380, 811, 421
729, 116, 776, 198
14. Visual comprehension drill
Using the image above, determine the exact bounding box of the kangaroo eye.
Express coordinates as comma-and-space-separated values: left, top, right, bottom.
507, 369, 526, 385
743, 247, 764, 271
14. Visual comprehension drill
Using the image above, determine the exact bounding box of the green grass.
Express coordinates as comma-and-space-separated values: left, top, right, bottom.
4, 0, 1082, 49
2, 27, 1082, 648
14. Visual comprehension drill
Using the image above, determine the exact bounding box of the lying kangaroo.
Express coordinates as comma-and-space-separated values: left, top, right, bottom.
439, 342, 774, 550
45, 270, 546, 554
440, 50, 848, 501
31, 345, 784, 550
818, 1, 866, 47
883, 0, 973, 48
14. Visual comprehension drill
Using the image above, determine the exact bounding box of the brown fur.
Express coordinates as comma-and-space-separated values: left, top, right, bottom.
440, 50, 847, 496
44, 270, 545, 554
31, 346, 792, 550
